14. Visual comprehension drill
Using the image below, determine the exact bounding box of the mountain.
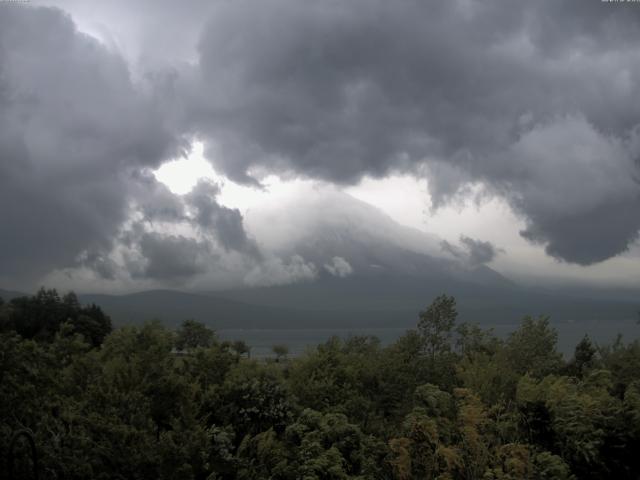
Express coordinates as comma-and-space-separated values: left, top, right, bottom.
214, 273, 637, 325
0, 289, 27, 301
4, 191, 638, 329
4, 281, 635, 331
229, 190, 638, 325
78, 290, 300, 329
78, 289, 421, 329
72, 278, 637, 331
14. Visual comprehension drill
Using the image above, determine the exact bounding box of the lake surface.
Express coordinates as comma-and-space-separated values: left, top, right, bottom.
219, 319, 640, 358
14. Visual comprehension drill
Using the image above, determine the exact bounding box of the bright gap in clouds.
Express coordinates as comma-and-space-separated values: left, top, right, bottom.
154, 142, 268, 212
154, 142, 440, 227
153, 142, 312, 213
152, 142, 640, 289
153, 141, 529, 266
153, 142, 217, 195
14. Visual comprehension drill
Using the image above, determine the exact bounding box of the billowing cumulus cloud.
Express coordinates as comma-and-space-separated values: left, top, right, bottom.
0, 5, 268, 290
460, 236, 500, 267
503, 116, 640, 264
0, 5, 182, 287
186, 181, 261, 257
3, 0, 640, 295
442, 235, 502, 267
34, 0, 218, 67
180, 0, 640, 264
134, 233, 210, 281
324, 256, 354, 278
132, 173, 187, 224
87, 179, 263, 283
244, 254, 317, 287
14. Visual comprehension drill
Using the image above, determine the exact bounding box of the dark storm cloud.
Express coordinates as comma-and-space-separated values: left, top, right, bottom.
36, 0, 218, 67
182, 0, 640, 264
3, 0, 640, 290
460, 236, 500, 267
136, 232, 210, 280
441, 235, 500, 267
0, 5, 260, 287
132, 172, 186, 224
186, 181, 261, 257
79, 252, 119, 280
0, 5, 181, 286
501, 116, 640, 264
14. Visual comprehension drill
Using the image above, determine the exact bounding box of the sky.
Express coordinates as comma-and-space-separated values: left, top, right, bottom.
1, 0, 639, 294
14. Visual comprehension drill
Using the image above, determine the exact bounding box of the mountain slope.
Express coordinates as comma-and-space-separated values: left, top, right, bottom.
79, 289, 421, 329
74, 281, 638, 331
215, 273, 637, 325
0, 289, 28, 301
5, 190, 638, 329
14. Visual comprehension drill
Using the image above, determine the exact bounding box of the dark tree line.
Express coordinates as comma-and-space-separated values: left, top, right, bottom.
1, 293, 640, 479
0, 288, 112, 347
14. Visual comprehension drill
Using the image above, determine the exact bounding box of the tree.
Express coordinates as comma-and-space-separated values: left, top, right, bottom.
7, 291, 640, 479
599, 337, 640, 397
0, 297, 11, 333
418, 294, 457, 360
505, 316, 562, 378
457, 348, 518, 405
10, 288, 64, 340
566, 335, 597, 378
238, 409, 382, 479
455, 322, 500, 357
174, 319, 216, 351
232, 339, 251, 359
215, 362, 293, 439
533, 452, 574, 480
272, 344, 289, 362
6, 289, 111, 347
62, 291, 80, 313
377, 330, 427, 422
70, 304, 112, 347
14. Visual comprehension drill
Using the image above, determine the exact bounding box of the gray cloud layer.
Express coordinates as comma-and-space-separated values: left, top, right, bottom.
113, 178, 264, 283
136, 233, 210, 281
186, 181, 261, 258
0, 5, 259, 288
442, 235, 502, 268
179, 0, 640, 264
0, 6, 182, 286
2, 1, 640, 292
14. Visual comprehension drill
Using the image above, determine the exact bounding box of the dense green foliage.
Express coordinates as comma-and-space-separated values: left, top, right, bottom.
2, 292, 640, 479
0, 288, 112, 347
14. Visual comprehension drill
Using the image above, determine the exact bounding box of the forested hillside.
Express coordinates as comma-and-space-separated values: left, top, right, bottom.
2, 290, 640, 479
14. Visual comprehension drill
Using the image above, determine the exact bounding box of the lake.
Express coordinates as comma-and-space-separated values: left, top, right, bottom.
219, 319, 640, 358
